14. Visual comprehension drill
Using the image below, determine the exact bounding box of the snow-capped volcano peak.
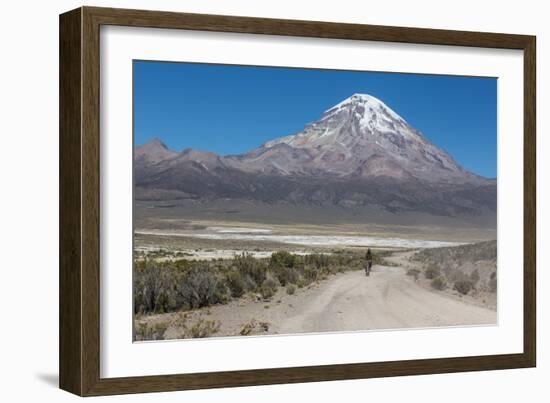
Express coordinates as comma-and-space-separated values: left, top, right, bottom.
264, 93, 412, 150
253, 93, 483, 183
324, 93, 405, 123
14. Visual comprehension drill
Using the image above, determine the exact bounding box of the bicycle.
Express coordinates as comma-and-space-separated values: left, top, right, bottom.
365, 260, 372, 276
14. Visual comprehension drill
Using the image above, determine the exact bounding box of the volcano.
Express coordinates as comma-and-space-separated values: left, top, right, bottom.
134, 94, 496, 225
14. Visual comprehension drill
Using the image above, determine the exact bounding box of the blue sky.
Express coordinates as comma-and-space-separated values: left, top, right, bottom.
134, 61, 497, 178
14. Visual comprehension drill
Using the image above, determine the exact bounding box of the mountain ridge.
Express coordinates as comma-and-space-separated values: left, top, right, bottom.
134, 93, 496, 223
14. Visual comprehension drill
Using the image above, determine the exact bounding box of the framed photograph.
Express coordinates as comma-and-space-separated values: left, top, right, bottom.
59, 6, 536, 396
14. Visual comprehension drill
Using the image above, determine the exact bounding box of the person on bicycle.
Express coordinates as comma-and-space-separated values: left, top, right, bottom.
365, 248, 373, 276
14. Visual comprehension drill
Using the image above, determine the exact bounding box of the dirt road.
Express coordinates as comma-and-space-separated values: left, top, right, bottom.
275, 256, 496, 335
149, 251, 496, 339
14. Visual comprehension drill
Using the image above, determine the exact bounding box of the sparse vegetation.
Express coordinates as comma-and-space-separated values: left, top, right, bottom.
424, 264, 441, 279
235, 252, 267, 288
134, 249, 372, 317
286, 284, 296, 295
470, 268, 480, 285
454, 280, 474, 295
406, 268, 420, 280
239, 320, 256, 336
166, 313, 222, 339
412, 240, 497, 296
134, 321, 169, 341
270, 251, 298, 269
260, 276, 279, 300
239, 319, 270, 336
185, 318, 221, 338
225, 270, 246, 298
431, 276, 447, 291
177, 267, 225, 309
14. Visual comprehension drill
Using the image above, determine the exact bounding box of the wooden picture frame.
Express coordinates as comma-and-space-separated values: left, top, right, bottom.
59, 6, 536, 396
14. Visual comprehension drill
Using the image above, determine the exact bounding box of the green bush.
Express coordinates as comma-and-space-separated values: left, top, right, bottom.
273, 265, 299, 286
214, 281, 230, 305
177, 268, 220, 309
295, 276, 307, 288
304, 253, 330, 269
303, 266, 318, 283
185, 318, 221, 338
235, 253, 266, 288
260, 276, 279, 300
133, 262, 178, 314
134, 250, 373, 315
425, 264, 441, 279
454, 280, 474, 295
134, 321, 169, 341
225, 270, 246, 298
406, 268, 420, 280
286, 284, 296, 295
431, 276, 447, 290
270, 251, 297, 268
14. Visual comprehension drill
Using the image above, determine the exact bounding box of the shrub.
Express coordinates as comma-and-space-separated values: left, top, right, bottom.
303, 266, 318, 283
239, 319, 270, 336
446, 268, 468, 284
240, 319, 257, 336
260, 276, 279, 300
273, 265, 299, 286
214, 281, 230, 304
177, 268, 220, 309
305, 253, 329, 270
168, 313, 221, 339
241, 274, 258, 292
425, 264, 441, 279
235, 253, 266, 288
470, 268, 480, 285
185, 318, 221, 338
296, 277, 308, 288
270, 251, 297, 268
431, 276, 447, 290
225, 271, 246, 298
134, 322, 149, 341
406, 268, 420, 280
134, 321, 169, 341
134, 250, 371, 315
133, 262, 177, 314
454, 280, 474, 295
286, 284, 296, 295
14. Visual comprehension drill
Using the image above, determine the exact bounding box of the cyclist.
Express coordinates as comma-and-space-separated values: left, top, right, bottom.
365, 248, 373, 276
